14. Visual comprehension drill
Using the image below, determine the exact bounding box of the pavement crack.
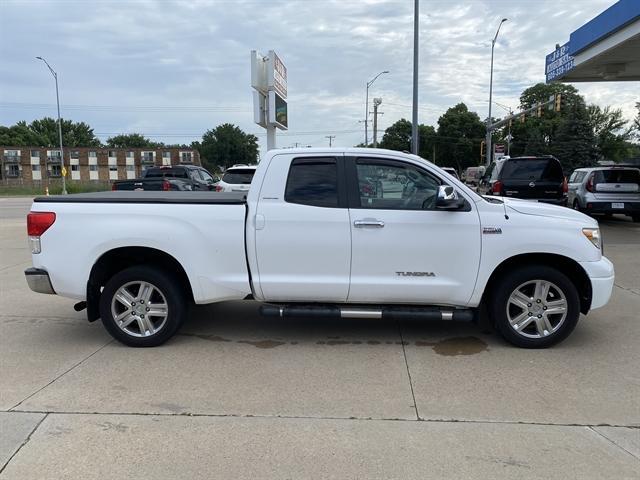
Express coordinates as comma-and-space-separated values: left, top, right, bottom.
614, 283, 640, 296
588, 426, 639, 460
396, 319, 420, 421
8, 340, 114, 411
0, 413, 48, 474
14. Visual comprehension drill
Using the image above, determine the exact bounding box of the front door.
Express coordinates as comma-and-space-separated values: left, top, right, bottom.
254, 155, 351, 302
347, 157, 481, 306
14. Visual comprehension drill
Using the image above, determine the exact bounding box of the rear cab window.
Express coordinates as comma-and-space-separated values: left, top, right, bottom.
144, 167, 188, 179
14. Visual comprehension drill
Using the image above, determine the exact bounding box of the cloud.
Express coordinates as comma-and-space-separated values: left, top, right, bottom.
0, 0, 636, 155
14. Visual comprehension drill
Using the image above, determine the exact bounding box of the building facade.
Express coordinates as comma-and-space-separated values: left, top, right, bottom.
0, 146, 201, 187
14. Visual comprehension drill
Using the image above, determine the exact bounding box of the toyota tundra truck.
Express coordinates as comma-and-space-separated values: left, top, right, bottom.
25, 148, 615, 348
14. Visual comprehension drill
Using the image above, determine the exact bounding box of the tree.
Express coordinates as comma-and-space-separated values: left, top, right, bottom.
587, 105, 634, 162
106, 133, 163, 148
377, 119, 436, 162
550, 98, 598, 172
435, 103, 485, 171
0, 117, 100, 147
197, 123, 259, 170
634, 102, 640, 138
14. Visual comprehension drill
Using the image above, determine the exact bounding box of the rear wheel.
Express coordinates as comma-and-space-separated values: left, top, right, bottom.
99, 265, 186, 347
631, 214, 640, 223
490, 266, 580, 348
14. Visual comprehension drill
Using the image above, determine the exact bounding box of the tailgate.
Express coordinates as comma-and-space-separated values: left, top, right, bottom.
593, 169, 640, 201
503, 179, 563, 200
113, 180, 164, 191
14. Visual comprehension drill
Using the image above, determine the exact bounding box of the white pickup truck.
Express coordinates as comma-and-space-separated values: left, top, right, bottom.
25, 148, 614, 348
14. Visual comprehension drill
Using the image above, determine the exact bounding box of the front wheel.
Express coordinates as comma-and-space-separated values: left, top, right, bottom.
99, 265, 187, 347
490, 266, 580, 348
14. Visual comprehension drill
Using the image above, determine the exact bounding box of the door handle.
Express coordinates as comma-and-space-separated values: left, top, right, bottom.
354, 220, 385, 228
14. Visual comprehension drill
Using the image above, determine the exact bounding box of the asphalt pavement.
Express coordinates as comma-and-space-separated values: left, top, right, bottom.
1, 196, 638, 479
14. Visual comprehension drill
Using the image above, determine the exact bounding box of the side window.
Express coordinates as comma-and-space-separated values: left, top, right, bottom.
569, 172, 577, 183
200, 170, 214, 183
285, 157, 339, 208
355, 159, 441, 210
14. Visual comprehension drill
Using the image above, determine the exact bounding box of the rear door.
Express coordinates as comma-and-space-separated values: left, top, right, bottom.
500, 159, 564, 201
253, 155, 351, 302
347, 156, 481, 306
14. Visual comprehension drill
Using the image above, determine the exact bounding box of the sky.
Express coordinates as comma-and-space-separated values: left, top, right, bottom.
0, 0, 638, 157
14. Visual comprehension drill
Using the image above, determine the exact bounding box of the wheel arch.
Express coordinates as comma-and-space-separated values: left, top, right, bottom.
481, 253, 592, 316
86, 246, 194, 322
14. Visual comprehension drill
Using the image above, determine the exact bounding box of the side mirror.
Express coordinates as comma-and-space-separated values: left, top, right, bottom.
436, 185, 464, 210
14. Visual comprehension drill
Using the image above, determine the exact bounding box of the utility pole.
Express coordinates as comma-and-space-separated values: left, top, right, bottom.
365, 70, 389, 146
36, 56, 67, 194
372, 98, 383, 148
325, 135, 335, 147
486, 18, 508, 167
411, 0, 419, 155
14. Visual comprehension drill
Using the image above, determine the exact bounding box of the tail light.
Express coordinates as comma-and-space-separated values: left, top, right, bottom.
562, 178, 568, 194
586, 174, 594, 192
492, 180, 503, 195
111, 183, 117, 191
27, 212, 56, 254
215, 185, 223, 192
162, 180, 171, 191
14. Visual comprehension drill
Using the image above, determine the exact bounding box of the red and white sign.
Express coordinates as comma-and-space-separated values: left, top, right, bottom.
268, 50, 287, 99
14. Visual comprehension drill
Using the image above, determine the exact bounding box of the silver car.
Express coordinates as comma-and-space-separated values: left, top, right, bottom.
568, 166, 640, 222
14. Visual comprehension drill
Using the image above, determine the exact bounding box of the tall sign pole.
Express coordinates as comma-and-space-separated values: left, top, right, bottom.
251, 50, 287, 152
411, 0, 419, 155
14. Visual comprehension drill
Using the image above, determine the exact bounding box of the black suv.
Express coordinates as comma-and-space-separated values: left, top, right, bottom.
478, 156, 567, 205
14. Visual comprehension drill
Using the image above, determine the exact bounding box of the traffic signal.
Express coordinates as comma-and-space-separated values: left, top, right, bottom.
555, 93, 562, 112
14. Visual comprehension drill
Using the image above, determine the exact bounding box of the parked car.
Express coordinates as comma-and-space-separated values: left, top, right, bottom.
215, 164, 257, 192
441, 167, 459, 180
112, 165, 219, 191
568, 166, 640, 222
463, 166, 485, 186
478, 156, 568, 205
25, 147, 613, 349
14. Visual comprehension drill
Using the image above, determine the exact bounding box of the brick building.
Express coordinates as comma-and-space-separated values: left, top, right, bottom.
0, 146, 201, 187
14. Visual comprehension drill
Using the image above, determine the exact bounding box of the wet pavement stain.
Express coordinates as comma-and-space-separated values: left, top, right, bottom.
237, 339, 286, 349
430, 336, 488, 356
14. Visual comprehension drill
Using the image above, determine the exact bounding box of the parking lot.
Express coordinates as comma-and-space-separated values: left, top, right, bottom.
1, 195, 638, 478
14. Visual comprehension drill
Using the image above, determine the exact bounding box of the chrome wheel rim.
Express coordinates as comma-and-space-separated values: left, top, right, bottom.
110, 281, 168, 337
506, 280, 568, 339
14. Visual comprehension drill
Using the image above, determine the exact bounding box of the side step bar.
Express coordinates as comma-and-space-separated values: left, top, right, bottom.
259, 304, 474, 322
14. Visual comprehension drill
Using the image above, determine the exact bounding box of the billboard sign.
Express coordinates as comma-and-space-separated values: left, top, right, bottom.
268, 90, 288, 130
545, 42, 574, 83
250, 50, 268, 93
268, 50, 287, 99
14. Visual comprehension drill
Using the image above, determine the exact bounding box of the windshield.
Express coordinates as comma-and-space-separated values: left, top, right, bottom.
222, 169, 255, 184
500, 159, 563, 181
144, 168, 188, 179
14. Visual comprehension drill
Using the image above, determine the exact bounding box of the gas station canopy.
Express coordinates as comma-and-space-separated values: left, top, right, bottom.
545, 0, 640, 83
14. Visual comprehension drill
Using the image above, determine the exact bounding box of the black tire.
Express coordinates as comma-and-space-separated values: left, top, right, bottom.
572, 199, 581, 212
631, 214, 640, 223
490, 266, 580, 348
99, 265, 187, 347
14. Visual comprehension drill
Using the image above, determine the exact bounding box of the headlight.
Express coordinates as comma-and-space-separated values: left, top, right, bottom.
582, 228, 601, 249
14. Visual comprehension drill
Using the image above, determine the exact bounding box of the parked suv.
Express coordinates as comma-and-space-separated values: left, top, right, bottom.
568, 166, 640, 222
215, 164, 257, 192
479, 156, 567, 205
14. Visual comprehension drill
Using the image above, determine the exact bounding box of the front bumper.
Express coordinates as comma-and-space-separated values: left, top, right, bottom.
579, 257, 615, 311
25, 268, 56, 295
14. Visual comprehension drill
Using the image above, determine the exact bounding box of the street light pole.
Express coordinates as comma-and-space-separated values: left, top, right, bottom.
36, 56, 66, 194
364, 70, 389, 146
411, 0, 419, 155
491, 100, 513, 155
485, 18, 507, 167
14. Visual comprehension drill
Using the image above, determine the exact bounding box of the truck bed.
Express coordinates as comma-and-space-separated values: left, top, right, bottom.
33, 191, 246, 205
